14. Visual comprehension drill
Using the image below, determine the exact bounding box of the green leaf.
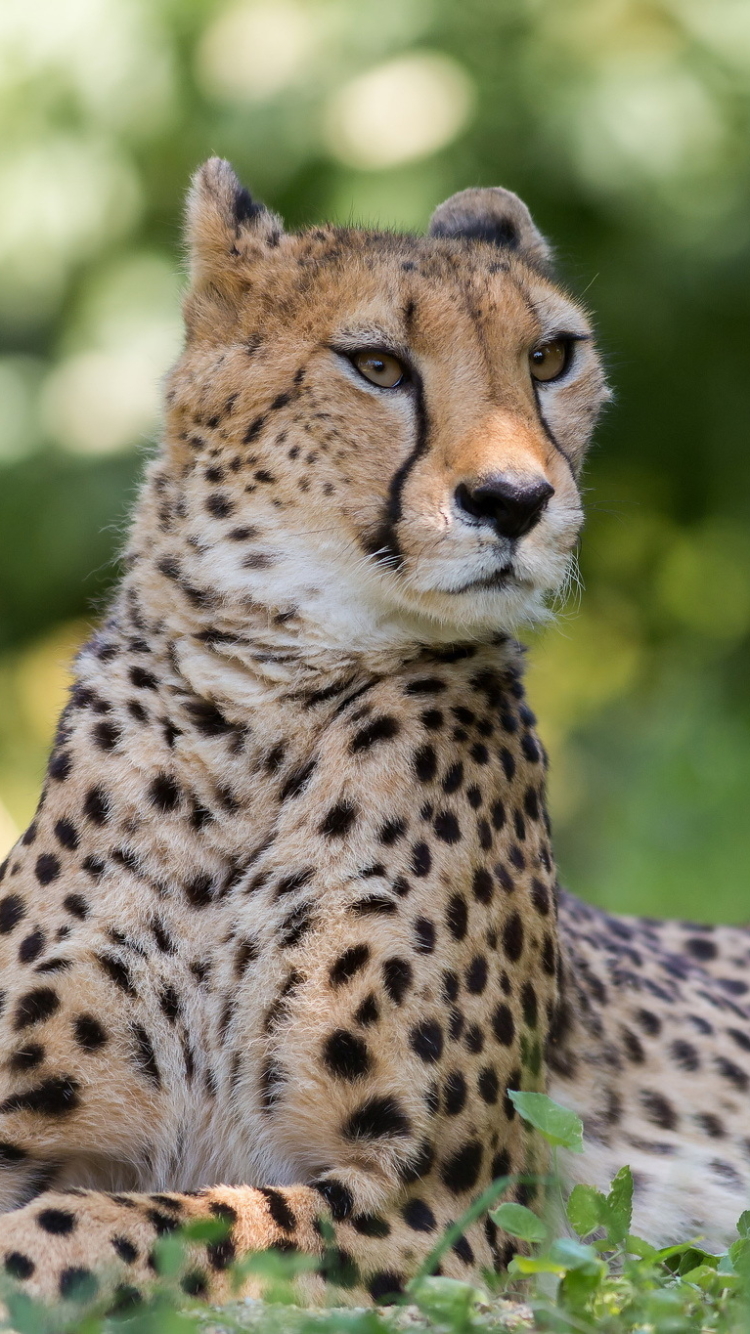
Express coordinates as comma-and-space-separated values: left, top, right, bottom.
626, 1233, 658, 1259
605, 1164, 633, 1245
729, 1237, 750, 1275
507, 1091, 584, 1152
490, 1202, 547, 1243
508, 1254, 568, 1276
738, 1210, 750, 1239
566, 1184, 605, 1237
548, 1238, 602, 1274
410, 1276, 484, 1324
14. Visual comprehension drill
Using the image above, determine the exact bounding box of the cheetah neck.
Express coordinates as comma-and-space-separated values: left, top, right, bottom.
119, 459, 527, 711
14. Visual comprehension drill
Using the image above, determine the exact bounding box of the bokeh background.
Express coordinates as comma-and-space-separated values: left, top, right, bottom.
1, 0, 749, 922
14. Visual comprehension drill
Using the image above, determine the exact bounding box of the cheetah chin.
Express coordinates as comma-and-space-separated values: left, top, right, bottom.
0, 159, 747, 1312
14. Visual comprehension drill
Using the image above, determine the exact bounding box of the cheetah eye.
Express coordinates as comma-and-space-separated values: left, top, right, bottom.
529, 338, 572, 384
351, 350, 408, 389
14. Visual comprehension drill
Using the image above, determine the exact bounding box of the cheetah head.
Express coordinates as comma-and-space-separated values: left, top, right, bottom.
157, 159, 609, 660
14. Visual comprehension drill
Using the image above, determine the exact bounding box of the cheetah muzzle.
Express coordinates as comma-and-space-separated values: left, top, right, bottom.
0, 159, 748, 1311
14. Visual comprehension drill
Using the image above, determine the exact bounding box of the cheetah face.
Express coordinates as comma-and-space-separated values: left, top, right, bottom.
164, 161, 609, 650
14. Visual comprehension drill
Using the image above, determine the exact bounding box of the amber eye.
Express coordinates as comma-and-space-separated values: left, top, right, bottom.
352, 350, 407, 388
529, 338, 571, 383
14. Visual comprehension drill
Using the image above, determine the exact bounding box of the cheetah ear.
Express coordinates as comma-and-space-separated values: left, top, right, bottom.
185, 157, 284, 288
428, 187, 552, 270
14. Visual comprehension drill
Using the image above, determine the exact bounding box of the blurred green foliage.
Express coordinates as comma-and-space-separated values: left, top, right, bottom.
1, 0, 749, 921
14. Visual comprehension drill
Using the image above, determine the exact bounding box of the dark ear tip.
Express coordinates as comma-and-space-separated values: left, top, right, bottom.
189, 157, 267, 227
233, 185, 265, 226
428, 186, 552, 268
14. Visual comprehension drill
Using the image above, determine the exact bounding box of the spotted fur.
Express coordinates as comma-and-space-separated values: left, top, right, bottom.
0, 160, 746, 1311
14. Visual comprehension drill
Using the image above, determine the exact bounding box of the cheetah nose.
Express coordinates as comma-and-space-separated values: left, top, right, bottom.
454, 474, 554, 541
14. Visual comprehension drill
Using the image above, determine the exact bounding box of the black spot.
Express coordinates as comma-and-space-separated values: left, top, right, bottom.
669, 1039, 699, 1071
492, 1004, 515, 1045
14, 987, 59, 1030
619, 1027, 644, 1063
257, 1186, 297, 1235
522, 982, 538, 1028
471, 868, 493, 905
368, 1271, 405, 1303
379, 817, 407, 845
37, 1208, 76, 1235
49, 751, 73, 780
478, 1066, 499, 1104
434, 809, 461, 844
323, 1029, 371, 1080
81, 854, 106, 878
0, 1075, 80, 1117
410, 1019, 443, 1064
443, 1070, 467, 1116
414, 745, 437, 783
383, 957, 412, 1004
313, 1179, 354, 1221
132, 1026, 161, 1085
446, 894, 468, 940
181, 1271, 207, 1297
5, 1251, 35, 1279
521, 733, 541, 763
414, 917, 436, 953
351, 895, 397, 916
277, 867, 314, 896
402, 1198, 437, 1232
9, 1043, 44, 1072
466, 956, 488, 994
502, 912, 524, 961
19, 930, 45, 964
411, 842, 432, 877
640, 1090, 678, 1131
330, 944, 369, 987
63, 893, 89, 919
93, 721, 120, 751
320, 801, 358, 838
185, 873, 214, 908
452, 1235, 475, 1265
206, 492, 234, 519
343, 1096, 411, 1139
716, 1056, 749, 1091
355, 994, 379, 1026
34, 853, 60, 886
351, 716, 401, 752
442, 762, 464, 794
728, 1028, 750, 1053
96, 954, 135, 995
464, 1024, 484, 1054
0, 894, 25, 934
407, 678, 446, 695
112, 1237, 138, 1264
0, 1142, 27, 1167
53, 818, 78, 851
421, 709, 443, 730
149, 774, 180, 812
440, 1140, 483, 1194
351, 1214, 390, 1237
74, 1014, 108, 1051
279, 902, 314, 948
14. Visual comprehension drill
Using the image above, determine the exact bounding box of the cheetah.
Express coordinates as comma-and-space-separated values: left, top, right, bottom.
0, 159, 748, 1311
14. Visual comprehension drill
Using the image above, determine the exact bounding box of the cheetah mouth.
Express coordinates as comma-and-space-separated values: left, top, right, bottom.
449, 564, 518, 594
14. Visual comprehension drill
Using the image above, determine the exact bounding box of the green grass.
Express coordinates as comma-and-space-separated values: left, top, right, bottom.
3, 1096, 749, 1334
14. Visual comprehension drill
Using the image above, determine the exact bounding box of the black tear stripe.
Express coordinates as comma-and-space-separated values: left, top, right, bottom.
365, 371, 430, 570
530, 382, 575, 473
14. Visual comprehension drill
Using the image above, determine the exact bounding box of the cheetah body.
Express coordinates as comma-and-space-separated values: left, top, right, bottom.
0, 162, 748, 1308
